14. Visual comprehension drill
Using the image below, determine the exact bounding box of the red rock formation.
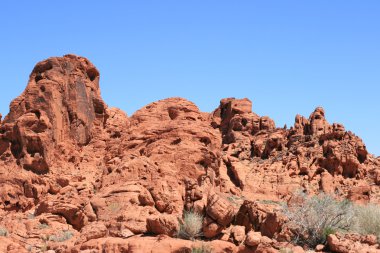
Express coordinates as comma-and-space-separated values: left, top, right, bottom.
210, 97, 378, 204
0, 55, 379, 252
327, 233, 379, 253
1, 55, 107, 173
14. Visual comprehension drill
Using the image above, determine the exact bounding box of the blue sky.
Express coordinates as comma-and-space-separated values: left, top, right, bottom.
0, 1, 379, 155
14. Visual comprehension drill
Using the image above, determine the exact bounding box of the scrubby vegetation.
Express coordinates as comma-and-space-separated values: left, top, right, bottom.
178, 210, 204, 241
283, 191, 380, 248
351, 203, 380, 240
283, 192, 354, 247
48, 230, 73, 242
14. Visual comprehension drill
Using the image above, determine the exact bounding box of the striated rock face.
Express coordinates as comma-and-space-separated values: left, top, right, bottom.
0, 55, 379, 252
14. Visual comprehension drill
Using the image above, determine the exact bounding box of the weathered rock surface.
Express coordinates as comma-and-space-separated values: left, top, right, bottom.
327, 233, 380, 253
0, 55, 379, 252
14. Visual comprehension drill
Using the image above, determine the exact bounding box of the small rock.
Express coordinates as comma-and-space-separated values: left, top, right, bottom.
315, 244, 325, 251
203, 218, 224, 239
245, 231, 262, 247
121, 228, 134, 238
231, 225, 246, 243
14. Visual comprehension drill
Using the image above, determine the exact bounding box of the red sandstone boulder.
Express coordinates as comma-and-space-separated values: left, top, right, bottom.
327, 233, 380, 253
147, 214, 179, 237
235, 200, 286, 240
206, 193, 235, 226
245, 231, 262, 247
231, 225, 246, 243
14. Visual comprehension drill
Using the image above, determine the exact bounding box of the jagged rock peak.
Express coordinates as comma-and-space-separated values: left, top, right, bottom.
211, 98, 276, 144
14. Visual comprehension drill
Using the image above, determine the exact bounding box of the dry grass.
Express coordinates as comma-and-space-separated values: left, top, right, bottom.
178, 210, 203, 240
48, 230, 73, 242
351, 203, 380, 240
283, 191, 354, 248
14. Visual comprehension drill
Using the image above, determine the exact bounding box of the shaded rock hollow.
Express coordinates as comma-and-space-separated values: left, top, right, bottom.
0, 55, 379, 253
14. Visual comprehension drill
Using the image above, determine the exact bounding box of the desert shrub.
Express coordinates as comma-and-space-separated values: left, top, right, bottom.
48, 230, 73, 242
191, 243, 212, 253
351, 203, 380, 239
0, 227, 8, 237
283, 191, 354, 248
178, 210, 203, 240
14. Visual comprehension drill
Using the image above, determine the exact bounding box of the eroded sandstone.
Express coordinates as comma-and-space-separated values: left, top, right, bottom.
0, 55, 379, 252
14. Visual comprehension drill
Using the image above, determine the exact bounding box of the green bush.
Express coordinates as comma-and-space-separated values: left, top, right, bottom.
283, 192, 354, 248
178, 210, 203, 241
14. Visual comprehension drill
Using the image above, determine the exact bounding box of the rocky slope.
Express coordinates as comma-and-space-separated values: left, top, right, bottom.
0, 55, 379, 253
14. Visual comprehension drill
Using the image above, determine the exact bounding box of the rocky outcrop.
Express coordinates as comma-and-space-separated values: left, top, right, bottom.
327, 233, 379, 253
1, 55, 107, 173
235, 200, 288, 240
209, 97, 378, 204
0, 55, 379, 252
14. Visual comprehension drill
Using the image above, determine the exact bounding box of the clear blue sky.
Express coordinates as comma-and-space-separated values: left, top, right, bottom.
0, 1, 379, 155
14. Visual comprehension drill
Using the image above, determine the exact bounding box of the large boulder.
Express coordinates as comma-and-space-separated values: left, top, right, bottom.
327, 233, 379, 253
